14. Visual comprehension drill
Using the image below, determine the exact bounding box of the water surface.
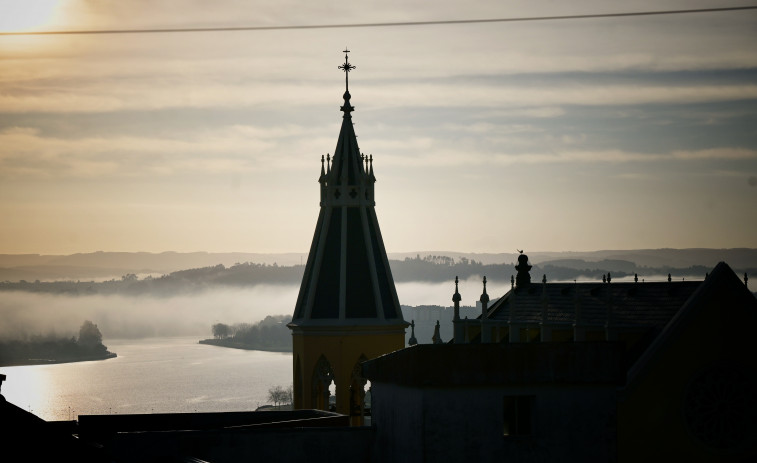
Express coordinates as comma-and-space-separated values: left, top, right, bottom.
1, 336, 292, 421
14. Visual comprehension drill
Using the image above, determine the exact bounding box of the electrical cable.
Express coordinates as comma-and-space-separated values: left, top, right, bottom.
1, 5, 756, 36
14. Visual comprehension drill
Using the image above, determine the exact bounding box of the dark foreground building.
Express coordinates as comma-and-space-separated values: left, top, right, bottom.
364, 259, 757, 463
4, 260, 754, 463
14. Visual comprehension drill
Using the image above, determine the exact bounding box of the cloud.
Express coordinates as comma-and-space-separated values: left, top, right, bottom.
0, 125, 329, 179
5, 79, 753, 114
749, 176, 757, 187
671, 148, 757, 161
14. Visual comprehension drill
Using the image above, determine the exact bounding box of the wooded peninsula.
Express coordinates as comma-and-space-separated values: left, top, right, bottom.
0, 321, 116, 367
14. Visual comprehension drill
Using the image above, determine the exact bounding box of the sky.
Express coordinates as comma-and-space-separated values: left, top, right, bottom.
1, 0, 756, 255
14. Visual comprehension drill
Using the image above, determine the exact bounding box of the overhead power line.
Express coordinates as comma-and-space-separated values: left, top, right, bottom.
1, 6, 756, 36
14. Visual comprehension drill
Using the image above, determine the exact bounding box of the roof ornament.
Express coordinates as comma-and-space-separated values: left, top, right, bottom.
515, 251, 532, 287
668, 273, 672, 282
326, 153, 331, 173
408, 320, 417, 346
634, 273, 638, 283
338, 48, 356, 91
542, 274, 547, 284
745, 272, 749, 288
432, 320, 443, 344
338, 48, 356, 113
607, 272, 612, 283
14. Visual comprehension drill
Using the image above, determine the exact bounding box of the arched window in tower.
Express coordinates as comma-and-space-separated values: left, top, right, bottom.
312, 355, 334, 411
349, 355, 370, 426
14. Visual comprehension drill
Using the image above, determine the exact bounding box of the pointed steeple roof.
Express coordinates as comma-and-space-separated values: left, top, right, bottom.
291, 52, 406, 327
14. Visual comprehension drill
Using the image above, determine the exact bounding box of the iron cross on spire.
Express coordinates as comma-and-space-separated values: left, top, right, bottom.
338, 48, 356, 92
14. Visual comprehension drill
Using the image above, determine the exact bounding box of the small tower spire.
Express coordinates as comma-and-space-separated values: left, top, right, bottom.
409, 320, 418, 346
452, 276, 464, 344
480, 276, 490, 319
432, 320, 443, 344
452, 276, 461, 321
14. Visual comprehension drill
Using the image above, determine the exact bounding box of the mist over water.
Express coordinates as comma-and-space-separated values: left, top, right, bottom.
0, 285, 301, 340
0, 271, 701, 341
0, 278, 515, 341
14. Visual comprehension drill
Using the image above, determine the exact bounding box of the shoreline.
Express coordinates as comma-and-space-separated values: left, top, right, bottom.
199, 339, 291, 353
0, 351, 117, 367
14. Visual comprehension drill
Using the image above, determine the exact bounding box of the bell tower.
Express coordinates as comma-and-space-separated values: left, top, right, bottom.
288, 51, 407, 425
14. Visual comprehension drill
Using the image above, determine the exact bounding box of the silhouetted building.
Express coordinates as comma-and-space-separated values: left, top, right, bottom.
287, 50, 407, 425
364, 257, 757, 462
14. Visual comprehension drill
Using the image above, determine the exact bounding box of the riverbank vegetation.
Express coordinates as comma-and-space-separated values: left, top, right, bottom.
2, 254, 741, 298
199, 315, 290, 352
0, 320, 116, 366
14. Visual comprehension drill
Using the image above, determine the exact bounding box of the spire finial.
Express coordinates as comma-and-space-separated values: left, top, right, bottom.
338, 48, 356, 92
452, 275, 462, 303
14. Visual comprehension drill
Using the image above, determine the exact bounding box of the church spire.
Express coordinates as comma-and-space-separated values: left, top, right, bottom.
289, 52, 407, 420
291, 51, 405, 325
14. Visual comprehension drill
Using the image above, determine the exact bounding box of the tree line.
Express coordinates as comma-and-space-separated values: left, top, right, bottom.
201, 315, 290, 352
2, 258, 744, 297
0, 321, 116, 366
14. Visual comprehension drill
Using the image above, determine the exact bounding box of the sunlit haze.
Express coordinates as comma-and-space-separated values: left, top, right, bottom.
1, 1, 756, 254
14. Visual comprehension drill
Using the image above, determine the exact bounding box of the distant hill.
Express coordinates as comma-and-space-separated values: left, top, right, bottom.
0, 249, 755, 283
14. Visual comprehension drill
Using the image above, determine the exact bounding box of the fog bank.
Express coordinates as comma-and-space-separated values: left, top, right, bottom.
0, 286, 300, 341
0, 277, 531, 341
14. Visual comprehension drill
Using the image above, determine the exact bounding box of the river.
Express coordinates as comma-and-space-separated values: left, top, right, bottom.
0, 337, 292, 421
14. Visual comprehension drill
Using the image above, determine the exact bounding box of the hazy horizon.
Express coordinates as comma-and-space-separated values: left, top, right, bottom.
1, 1, 756, 256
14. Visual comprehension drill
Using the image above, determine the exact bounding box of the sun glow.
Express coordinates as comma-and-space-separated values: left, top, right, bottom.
0, 0, 62, 32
